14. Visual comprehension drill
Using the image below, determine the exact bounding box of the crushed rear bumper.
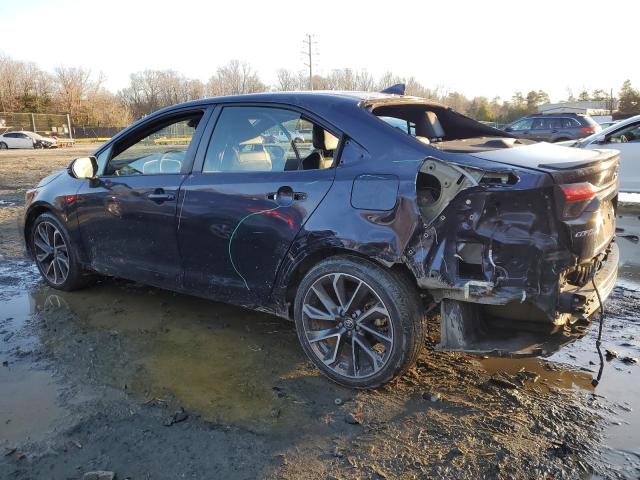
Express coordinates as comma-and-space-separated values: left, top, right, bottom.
436, 242, 618, 357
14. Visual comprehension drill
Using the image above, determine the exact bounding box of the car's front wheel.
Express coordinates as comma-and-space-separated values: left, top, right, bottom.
294, 256, 426, 388
30, 212, 92, 291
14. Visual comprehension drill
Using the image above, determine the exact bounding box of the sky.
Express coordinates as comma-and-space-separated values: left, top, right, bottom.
0, 0, 638, 102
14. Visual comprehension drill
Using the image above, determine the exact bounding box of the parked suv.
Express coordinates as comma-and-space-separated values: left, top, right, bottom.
504, 113, 601, 142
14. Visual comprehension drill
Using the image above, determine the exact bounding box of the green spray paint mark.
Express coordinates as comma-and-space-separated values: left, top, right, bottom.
228, 205, 282, 290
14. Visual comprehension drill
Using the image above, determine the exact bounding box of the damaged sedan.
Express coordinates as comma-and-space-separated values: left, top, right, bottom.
20, 89, 620, 388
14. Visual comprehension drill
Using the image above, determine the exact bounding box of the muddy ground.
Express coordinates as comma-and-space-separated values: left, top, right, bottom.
0, 147, 638, 479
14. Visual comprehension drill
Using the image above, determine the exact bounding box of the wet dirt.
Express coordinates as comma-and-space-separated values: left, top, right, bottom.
0, 148, 639, 479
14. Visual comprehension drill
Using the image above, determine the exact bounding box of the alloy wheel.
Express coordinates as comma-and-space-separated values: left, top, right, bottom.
301, 273, 394, 379
33, 221, 70, 286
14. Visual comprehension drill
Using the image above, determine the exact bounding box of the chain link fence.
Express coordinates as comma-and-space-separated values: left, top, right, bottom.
0, 112, 72, 138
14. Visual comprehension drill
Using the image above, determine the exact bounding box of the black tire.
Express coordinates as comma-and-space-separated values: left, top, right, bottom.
553, 137, 570, 143
30, 212, 93, 291
0, 142, 7, 150
294, 255, 426, 389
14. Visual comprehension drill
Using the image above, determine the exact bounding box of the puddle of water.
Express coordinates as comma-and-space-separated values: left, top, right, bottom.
478, 357, 595, 393
478, 212, 640, 475
616, 212, 640, 291
0, 287, 63, 446
26, 281, 320, 430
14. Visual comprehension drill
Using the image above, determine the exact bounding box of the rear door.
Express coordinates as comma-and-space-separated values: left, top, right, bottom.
76, 108, 210, 287
177, 105, 339, 304
530, 117, 552, 141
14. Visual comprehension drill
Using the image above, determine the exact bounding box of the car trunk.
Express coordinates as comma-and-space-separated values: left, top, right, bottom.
467, 141, 619, 264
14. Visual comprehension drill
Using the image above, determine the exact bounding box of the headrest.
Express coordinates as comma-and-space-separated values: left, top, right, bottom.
312, 124, 339, 151
425, 111, 445, 139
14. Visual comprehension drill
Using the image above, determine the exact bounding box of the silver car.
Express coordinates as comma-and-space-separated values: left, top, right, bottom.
559, 115, 640, 193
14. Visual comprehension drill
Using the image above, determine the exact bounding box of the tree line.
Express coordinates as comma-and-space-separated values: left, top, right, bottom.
2, 54, 639, 128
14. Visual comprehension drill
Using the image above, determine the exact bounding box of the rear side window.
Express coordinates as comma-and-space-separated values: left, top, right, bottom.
561, 118, 580, 128
202, 106, 339, 173
548, 118, 563, 129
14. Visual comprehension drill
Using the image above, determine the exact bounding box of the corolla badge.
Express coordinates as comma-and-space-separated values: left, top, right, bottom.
574, 228, 597, 238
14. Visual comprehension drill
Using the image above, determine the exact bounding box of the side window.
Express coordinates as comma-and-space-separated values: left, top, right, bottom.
511, 118, 533, 131
548, 118, 563, 129
202, 106, 339, 173
607, 123, 640, 143
104, 112, 203, 176
531, 118, 547, 130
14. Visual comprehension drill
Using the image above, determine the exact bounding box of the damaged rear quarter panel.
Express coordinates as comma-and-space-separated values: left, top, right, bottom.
274, 117, 572, 328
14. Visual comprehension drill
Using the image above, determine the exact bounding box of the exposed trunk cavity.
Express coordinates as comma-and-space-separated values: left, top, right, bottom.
406, 155, 619, 357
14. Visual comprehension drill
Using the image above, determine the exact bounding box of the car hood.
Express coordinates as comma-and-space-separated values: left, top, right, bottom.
469, 141, 617, 171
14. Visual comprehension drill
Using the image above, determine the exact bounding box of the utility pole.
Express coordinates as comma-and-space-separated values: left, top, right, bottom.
302, 34, 316, 90
610, 88, 614, 115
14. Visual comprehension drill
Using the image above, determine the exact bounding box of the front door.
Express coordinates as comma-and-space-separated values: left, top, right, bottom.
177, 105, 340, 305
76, 109, 208, 287
599, 120, 640, 192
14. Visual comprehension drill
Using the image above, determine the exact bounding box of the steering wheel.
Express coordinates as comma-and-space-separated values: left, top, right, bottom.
159, 149, 184, 162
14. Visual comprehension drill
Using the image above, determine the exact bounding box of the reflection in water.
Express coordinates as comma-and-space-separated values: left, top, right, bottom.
477, 357, 595, 393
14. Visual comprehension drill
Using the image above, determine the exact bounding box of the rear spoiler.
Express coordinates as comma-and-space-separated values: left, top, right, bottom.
380, 83, 405, 95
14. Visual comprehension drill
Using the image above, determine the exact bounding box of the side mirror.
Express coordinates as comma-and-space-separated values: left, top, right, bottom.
504, 127, 513, 132
593, 134, 607, 145
68, 156, 98, 179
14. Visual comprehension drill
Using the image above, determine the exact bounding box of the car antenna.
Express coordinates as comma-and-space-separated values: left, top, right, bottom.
380, 83, 405, 95
590, 276, 606, 387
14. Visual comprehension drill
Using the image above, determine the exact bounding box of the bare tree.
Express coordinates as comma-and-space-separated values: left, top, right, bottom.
276, 69, 303, 91
53, 66, 93, 120
0, 55, 24, 112
119, 70, 206, 119
206, 60, 266, 96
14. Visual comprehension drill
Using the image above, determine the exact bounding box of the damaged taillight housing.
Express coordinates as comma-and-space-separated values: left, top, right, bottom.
558, 182, 596, 218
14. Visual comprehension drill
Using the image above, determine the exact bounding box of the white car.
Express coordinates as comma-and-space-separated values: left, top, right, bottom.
559, 115, 640, 192
0, 131, 57, 149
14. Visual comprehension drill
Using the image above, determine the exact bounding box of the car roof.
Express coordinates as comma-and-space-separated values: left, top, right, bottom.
1, 130, 35, 135
152, 90, 445, 116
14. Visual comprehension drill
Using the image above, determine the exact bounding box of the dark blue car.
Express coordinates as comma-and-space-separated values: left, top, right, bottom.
21, 91, 620, 388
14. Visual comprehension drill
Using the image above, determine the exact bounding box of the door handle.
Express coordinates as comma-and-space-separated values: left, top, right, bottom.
147, 189, 175, 202
267, 186, 307, 205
